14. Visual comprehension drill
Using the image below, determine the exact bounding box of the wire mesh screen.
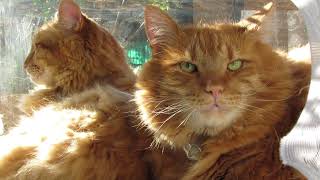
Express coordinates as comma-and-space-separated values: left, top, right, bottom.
0, 0, 309, 94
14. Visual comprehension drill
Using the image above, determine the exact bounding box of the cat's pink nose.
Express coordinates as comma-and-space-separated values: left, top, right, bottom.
205, 85, 224, 97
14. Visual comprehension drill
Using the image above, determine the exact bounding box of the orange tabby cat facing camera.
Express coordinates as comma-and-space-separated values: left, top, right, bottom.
20, 0, 135, 115
137, 2, 309, 179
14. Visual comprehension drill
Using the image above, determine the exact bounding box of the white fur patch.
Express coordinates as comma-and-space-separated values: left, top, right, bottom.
187, 108, 241, 136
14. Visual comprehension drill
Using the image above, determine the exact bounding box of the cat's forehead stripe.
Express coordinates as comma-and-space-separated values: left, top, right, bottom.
223, 45, 234, 61
184, 51, 192, 61
187, 36, 235, 63
189, 26, 247, 62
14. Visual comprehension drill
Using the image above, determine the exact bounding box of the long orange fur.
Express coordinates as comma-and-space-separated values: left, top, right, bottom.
0, 1, 189, 180
20, 0, 135, 115
137, 3, 310, 179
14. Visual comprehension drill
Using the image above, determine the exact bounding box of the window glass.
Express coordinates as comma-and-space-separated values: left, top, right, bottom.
0, 0, 310, 133
0, 0, 308, 95
0, 0, 192, 94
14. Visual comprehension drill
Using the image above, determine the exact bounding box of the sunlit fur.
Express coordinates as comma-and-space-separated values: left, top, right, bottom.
20, 0, 135, 115
137, 3, 309, 179
0, 82, 189, 180
0, 85, 152, 180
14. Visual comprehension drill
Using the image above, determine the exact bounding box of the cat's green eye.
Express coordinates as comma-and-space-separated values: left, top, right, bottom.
179, 62, 198, 73
227, 59, 243, 71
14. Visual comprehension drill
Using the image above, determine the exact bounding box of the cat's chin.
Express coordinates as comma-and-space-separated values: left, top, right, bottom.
28, 75, 43, 86
199, 103, 227, 114
29, 76, 49, 87
187, 106, 240, 136
28, 71, 55, 88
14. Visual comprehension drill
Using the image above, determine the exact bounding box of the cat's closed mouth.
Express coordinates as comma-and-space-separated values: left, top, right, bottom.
199, 103, 225, 113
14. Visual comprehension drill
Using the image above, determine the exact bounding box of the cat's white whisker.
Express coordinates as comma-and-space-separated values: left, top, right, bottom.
176, 109, 195, 129
226, 104, 259, 114
238, 102, 266, 111
150, 105, 184, 121
155, 109, 184, 133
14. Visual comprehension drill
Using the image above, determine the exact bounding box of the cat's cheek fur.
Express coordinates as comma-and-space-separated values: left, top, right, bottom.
33, 69, 56, 87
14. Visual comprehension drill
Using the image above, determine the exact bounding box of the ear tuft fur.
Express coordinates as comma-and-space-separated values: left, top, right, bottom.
58, 0, 83, 31
144, 5, 183, 53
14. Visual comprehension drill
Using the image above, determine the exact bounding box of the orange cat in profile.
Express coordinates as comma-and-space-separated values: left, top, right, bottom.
137, 3, 309, 179
20, 0, 135, 115
0, 1, 148, 179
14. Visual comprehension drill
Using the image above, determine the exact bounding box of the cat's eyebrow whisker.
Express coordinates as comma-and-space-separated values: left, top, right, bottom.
151, 105, 187, 117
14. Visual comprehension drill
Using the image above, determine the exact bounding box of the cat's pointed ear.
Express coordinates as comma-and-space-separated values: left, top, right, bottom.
238, 2, 275, 32
144, 5, 184, 53
57, 0, 83, 31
